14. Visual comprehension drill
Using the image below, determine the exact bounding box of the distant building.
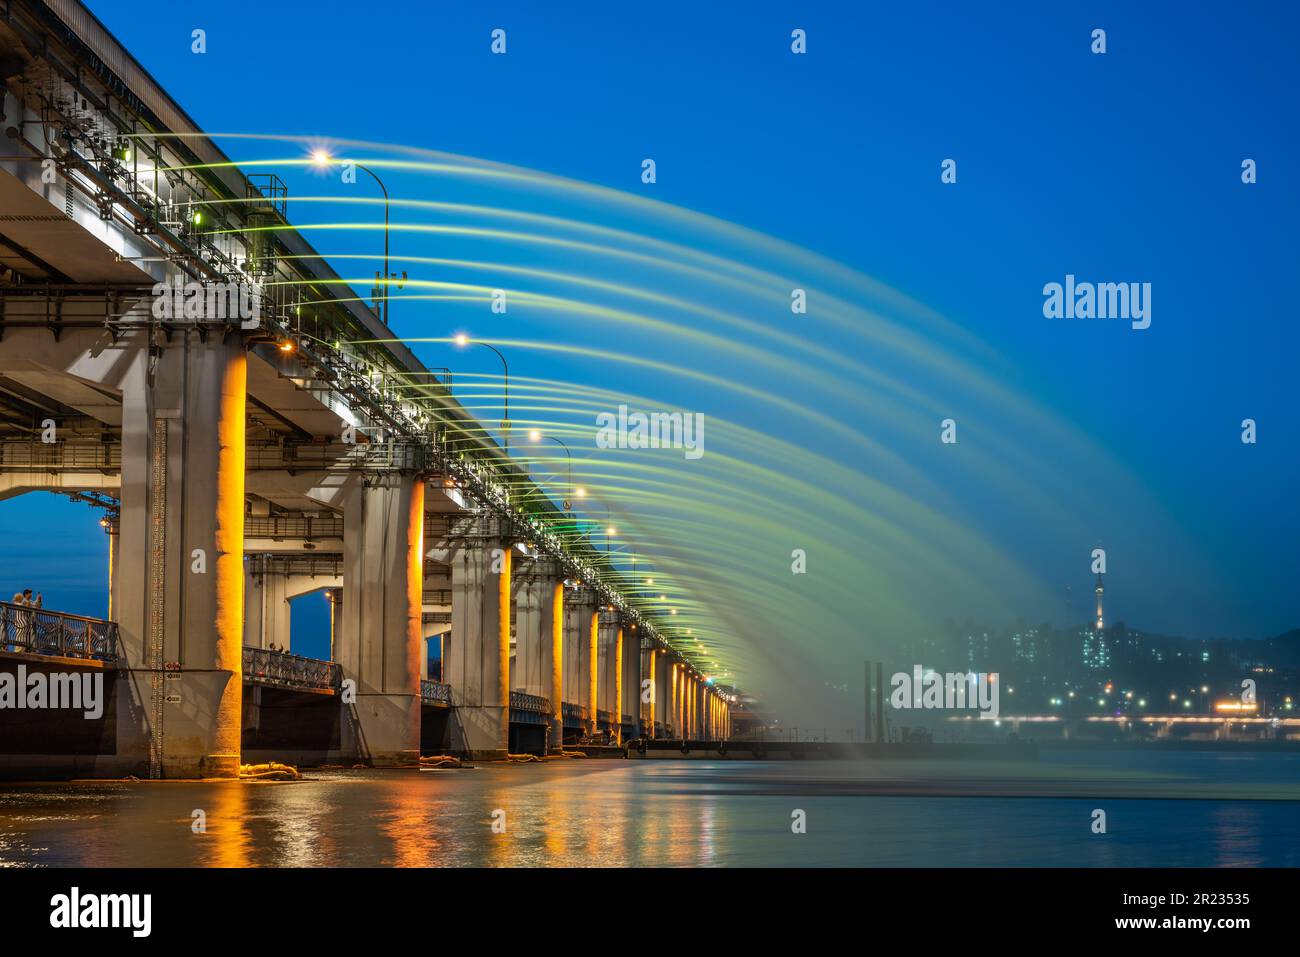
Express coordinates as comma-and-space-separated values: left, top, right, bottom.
1082, 628, 1110, 669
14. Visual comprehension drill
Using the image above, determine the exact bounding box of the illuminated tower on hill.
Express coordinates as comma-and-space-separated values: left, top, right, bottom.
1094, 571, 1105, 631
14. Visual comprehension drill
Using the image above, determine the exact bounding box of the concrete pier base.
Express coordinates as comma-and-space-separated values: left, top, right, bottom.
432, 519, 511, 759
337, 476, 424, 766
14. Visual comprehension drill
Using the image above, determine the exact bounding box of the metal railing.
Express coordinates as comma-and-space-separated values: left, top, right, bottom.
421, 680, 453, 705
562, 702, 588, 722
510, 691, 551, 714
0, 602, 119, 661
242, 646, 341, 692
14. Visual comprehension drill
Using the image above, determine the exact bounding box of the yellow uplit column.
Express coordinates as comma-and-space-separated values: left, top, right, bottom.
498, 544, 512, 753
691, 677, 698, 738
687, 674, 693, 738
550, 582, 564, 752
209, 349, 247, 777
648, 650, 657, 738
614, 626, 624, 745
670, 665, 681, 738
673, 665, 681, 739
588, 610, 599, 738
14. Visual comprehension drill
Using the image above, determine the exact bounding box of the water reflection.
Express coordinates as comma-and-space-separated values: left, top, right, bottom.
0, 755, 1296, 867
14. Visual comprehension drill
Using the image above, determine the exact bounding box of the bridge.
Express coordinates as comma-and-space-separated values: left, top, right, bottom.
0, 0, 733, 777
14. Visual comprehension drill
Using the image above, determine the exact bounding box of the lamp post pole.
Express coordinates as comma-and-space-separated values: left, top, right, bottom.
310, 153, 391, 324
354, 163, 391, 326
530, 433, 575, 513
456, 336, 509, 452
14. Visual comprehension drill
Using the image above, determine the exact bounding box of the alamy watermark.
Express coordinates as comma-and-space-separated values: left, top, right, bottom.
1042, 274, 1150, 330
890, 665, 999, 719
50, 887, 150, 937
151, 278, 261, 329
595, 404, 704, 459
0, 665, 104, 719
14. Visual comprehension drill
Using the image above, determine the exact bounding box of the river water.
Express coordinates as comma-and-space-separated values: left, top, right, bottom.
1, 749, 1297, 866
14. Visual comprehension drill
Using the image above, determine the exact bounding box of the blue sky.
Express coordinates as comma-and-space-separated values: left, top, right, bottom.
5, 1, 1297, 690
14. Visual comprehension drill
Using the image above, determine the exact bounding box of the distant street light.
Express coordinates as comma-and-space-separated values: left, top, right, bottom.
453, 334, 510, 452
529, 429, 575, 512
310, 151, 394, 325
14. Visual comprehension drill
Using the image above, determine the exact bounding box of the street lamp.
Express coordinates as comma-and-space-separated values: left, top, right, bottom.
453, 334, 510, 452
310, 151, 394, 324
529, 429, 575, 512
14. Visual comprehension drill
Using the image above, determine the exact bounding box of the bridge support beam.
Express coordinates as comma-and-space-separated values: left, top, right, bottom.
115, 335, 246, 778
548, 581, 564, 751
588, 607, 600, 738
644, 647, 656, 738
512, 571, 546, 698
564, 594, 595, 738
337, 476, 424, 766
613, 624, 625, 744
512, 563, 563, 752
433, 520, 511, 759
624, 629, 641, 739
597, 611, 618, 742
243, 564, 290, 651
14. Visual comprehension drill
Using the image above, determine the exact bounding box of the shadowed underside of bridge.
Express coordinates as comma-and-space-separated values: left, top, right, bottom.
0, 0, 733, 777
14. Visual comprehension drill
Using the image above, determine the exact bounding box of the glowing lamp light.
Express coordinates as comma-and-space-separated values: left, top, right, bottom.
278, 339, 296, 353
528, 429, 542, 442
310, 150, 332, 167
454, 333, 469, 347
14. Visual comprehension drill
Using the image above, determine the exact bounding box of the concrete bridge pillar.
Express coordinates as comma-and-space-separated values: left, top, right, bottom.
243, 561, 291, 651
643, 646, 656, 738
688, 673, 695, 737
613, 624, 627, 744
431, 519, 511, 759
693, 679, 700, 737
547, 580, 564, 751
327, 588, 343, 661
106, 524, 120, 621
686, 674, 694, 738
512, 563, 563, 750
670, 660, 681, 738
336, 475, 424, 766
115, 334, 247, 778
596, 610, 617, 741
655, 652, 670, 737
570, 603, 597, 737
563, 594, 593, 738
624, 628, 641, 739
512, 571, 546, 697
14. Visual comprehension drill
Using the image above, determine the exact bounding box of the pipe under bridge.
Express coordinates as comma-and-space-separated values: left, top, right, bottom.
0, 0, 733, 777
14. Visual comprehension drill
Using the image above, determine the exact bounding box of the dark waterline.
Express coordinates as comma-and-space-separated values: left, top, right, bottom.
2, 750, 1297, 867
